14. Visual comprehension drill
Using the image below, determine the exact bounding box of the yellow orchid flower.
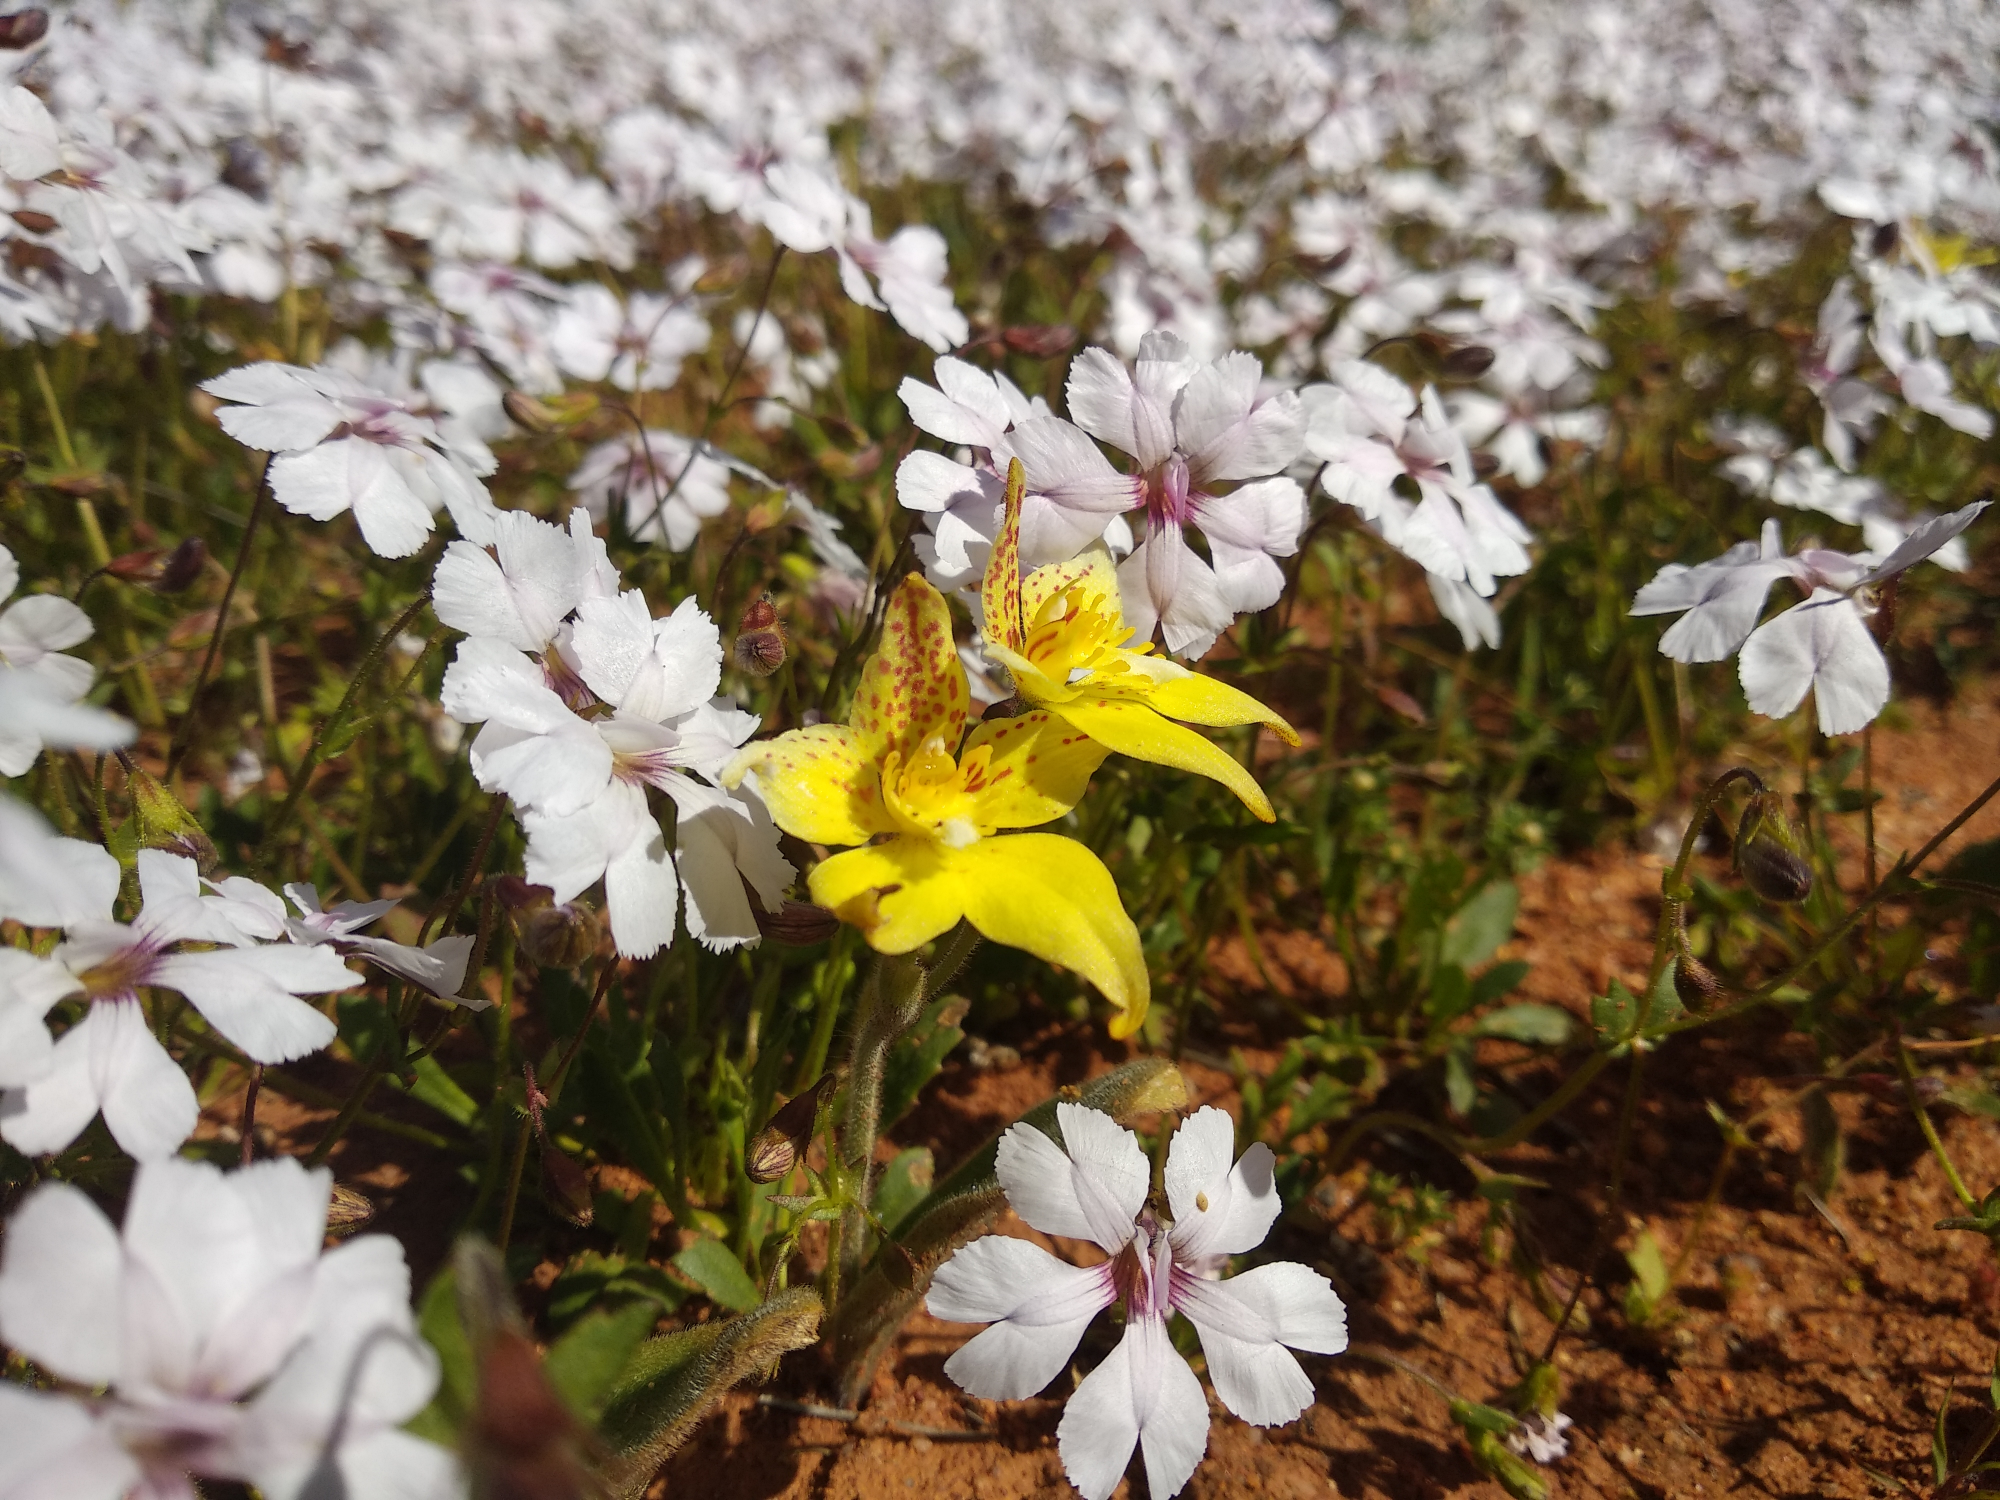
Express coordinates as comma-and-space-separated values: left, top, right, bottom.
725, 572, 1151, 1036
980, 459, 1300, 822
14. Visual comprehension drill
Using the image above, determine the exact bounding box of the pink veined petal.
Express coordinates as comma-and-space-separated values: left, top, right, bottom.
1165, 1108, 1281, 1263
1170, 1262, 1347, 1426
1738, 592, 1890, 737
152, 948, 346, 1064
1057, 1309, 1210, 1500
0, 1384, 141, 1500
1001, 415, 1141, 514
0, 1180, 125, 1385
1064, 347, 1145, 458
930, 1236, 1115, 1399
995, 1103, 1148, 1255
1127, 529, 1233, 659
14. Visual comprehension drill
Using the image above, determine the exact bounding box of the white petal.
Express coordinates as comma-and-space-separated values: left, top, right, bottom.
0, 86, 63, 180
1002, 416, 1137, 514
91, 998, 202, 1159
1058, 1312, 1209, 1500
0, 593, 93, 659
1172, 1263, 1347, 1425
0, 1385, 139, 1500
1739, 592, 1890, 736
603, 815, 681, 959
995, 1102, 1147, 1255
931, 1236, 1114, 1399
1065, 347, 1144, 456
0, 1007, 109, 1158
1166, 1108, 1281, 1262
1860, 499, 1990, 585
153, 948, 347, 1062
1429, 573, 1501, 650
896, 450, 996, 514
0, 1180, 124, 1385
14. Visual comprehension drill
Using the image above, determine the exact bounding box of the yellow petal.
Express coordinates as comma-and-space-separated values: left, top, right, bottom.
808, 839, 967, 954
980, 458, 1027, 651
1057, 697, 1277, 822
951, 834, 1150, 1036
961, 710, 1111, 828
726, 724, 893, 846
1021, 544, 1122, 624
983, 639, 1073, 706
851, 574, 967, 761
1133, 667, 1300, 745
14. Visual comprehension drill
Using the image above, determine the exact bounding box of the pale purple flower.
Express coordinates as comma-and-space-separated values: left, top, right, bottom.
568, 430, 735, 552
1065, 333, 1309, 657
439, 588, 793, 957
1302, 362, 1533, 600
202, 362, 501, 559
0, 544, 133, 774
1801, 279, 1893, 469
1633, 500, 1989, 735
0, 1155, 458, 1500
282, 884, 478, 1004
0, 850, 357, 1161
1507, 1411, 1574, 1465
928, 1105, 1347, 1500
550, 283, 710, 392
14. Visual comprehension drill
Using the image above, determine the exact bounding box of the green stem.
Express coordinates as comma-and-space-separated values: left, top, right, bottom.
495, 1111, 535, 1251
167, 471, 269, 777
1898, 1042, 1977, 1210
31, 354, 77, 469
257, 583, 435, 871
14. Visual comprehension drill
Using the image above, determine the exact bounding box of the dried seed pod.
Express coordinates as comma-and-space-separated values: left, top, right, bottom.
1735, 788, 1813, 904
497, 879, 604, 968
1001, 323, 1076, 358
9, 208, 56, 234
0, 10, 48, 49
324, 1183, 377, 1237
746, 1072, 835, 1184
732, 593, 788, 677
752, 897, 841, 947
154, 536, 209, 594
540, 1146, 595, 1226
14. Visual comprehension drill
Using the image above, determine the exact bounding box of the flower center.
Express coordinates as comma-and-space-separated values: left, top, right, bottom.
1022, 588, 1140, 686
75, 943, 160, 1001
881, 735, 992, 847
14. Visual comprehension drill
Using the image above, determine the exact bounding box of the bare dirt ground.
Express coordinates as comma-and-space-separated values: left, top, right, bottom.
210, 678, 2000, 1499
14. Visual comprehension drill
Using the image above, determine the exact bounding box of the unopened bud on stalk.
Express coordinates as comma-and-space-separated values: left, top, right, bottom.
751, 895, 840, 946
0, 10, 48, 49
1735, 789, 1813, 903
1441, 344, 1497, 378
1001, 324, 1076, 358
9, 208, 55, 234
494, 876, 603, 968
540, 1146, 595, 1226
1673, 949, 1726, 1013
733, 594, 788, 677
500, 390, 560, 432
325, 1183, 376, 1237
119, 751, 220, 873
746, 1072, 835, 1184
107, 536, 208, 594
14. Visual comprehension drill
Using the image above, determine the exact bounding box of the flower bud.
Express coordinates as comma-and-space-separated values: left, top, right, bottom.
1735, 790, 1813, 903
752, 896, 840, 947
1001, 324, 1076, 358
732, 594, 787, 677
106, 536, 207, 594
1441, 344, 1497, 378
496, 877, 604, 968
746, 1073, 834, 1184
0, 10, 48, 49
9, 208, 56, 235
501, 390, 561, 432
540, 1146, 595, 1226
1672, 945, 1726, 1013
119, 751, 220, 874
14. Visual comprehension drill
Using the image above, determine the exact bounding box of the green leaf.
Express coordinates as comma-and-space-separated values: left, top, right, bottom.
408, 1260, 477, 1443
543, 1302, 661, 1424
1441, 882, 1518, 970
1799, 1084, 1843, 1200
1591, 980, 1638, 1045
671, 1237, 759, 1313
1704, 1100, 1754, 1150
1471, 959, 1531, 1006
873, 1146, 934, 1236
400, 1052, 479, 1127
878, 993, 967, 1130
1473, 1004, 1574, 1046
1620, 1230, 1670, 1328
1427, 962, 1472, 1025
1444, 1043, 1477, 1116
319, 712, 374, 760
1936, 1386, 1953, 1484
599, 1288, 823, 1500
1449, 1398, 1518, 1435
546, 1251, 688, 1329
